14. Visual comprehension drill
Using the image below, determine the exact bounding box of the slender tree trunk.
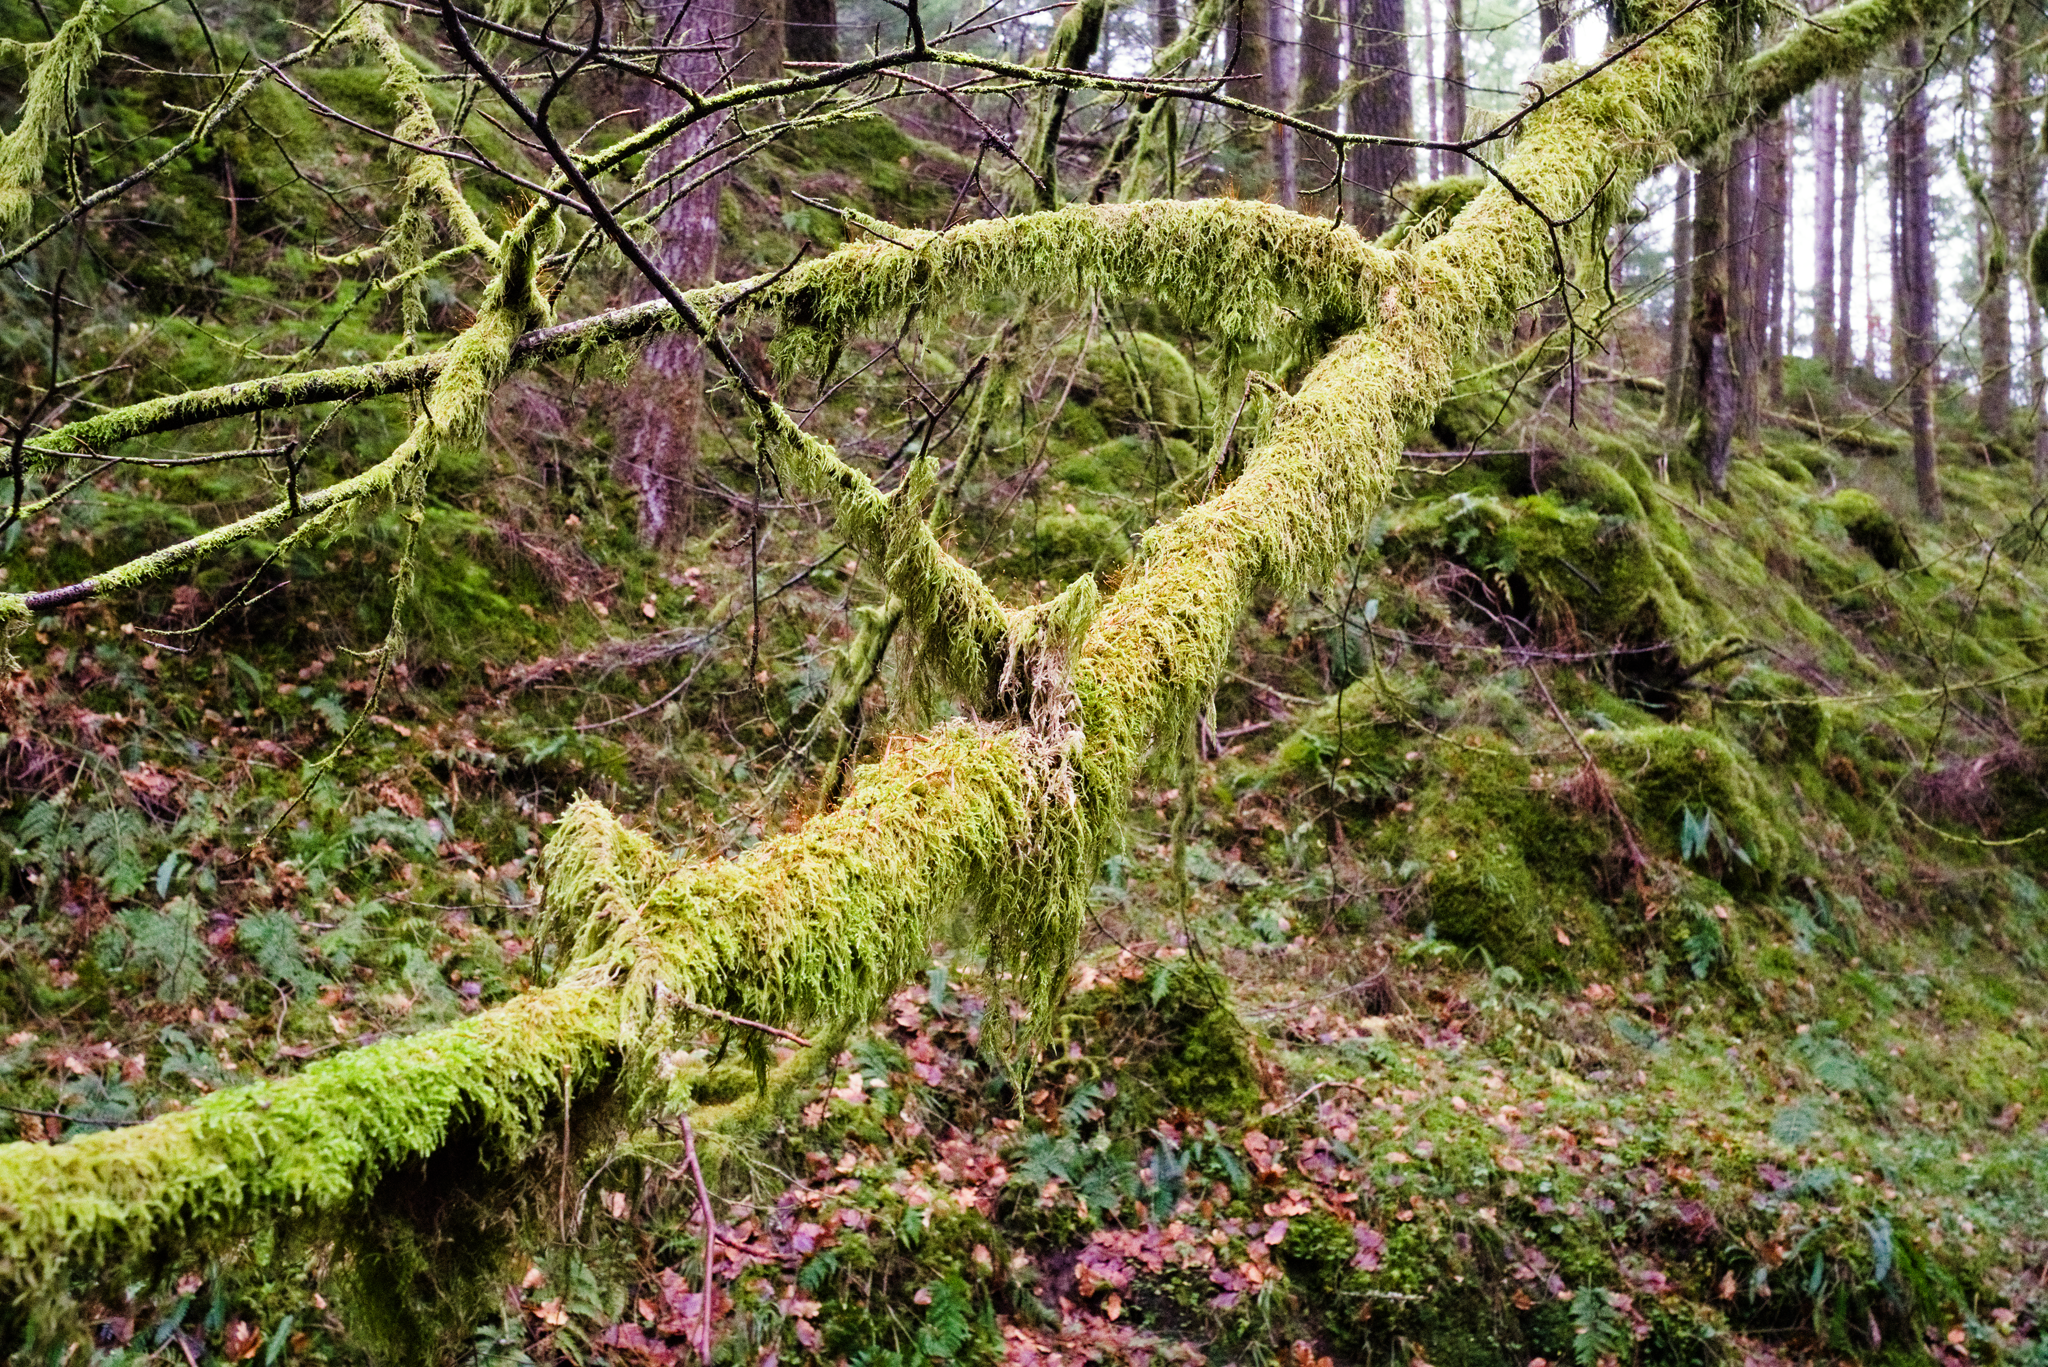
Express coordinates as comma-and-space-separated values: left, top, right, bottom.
1833, 75, 1861, 375
1728, 133, 1760, 439
1539, 0, 1569, 62
1296, 0, 1343, 213
1441, 0, 1466, 168
1272, 0, 1296, 205
1157, 0, 1181, 45
1980, 0, 2024, 437
1690, 144, 1737, 493
615, 3, 726, 549
1422, 0, 1439, 175
1347, 0, 1414, 234
1664, 164, 1693, 425
784, 0, 837, 64
1813, 83, 1838, 361
1229, 0, 1274, 197
1893, 33, 1941, 518
1761, 118, 1789, 405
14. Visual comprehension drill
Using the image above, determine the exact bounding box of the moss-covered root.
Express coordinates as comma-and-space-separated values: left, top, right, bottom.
0, 985, 618, 1300
0, 0, 104, 232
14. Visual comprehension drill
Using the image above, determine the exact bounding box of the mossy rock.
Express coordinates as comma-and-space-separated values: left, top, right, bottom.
1050, 434, 1197, 494
1586, 723, 1791, 888
1724, 664, 1831, 763
1822, 489, 1915, 571
1374, 734, 1614, 972
1047, 329, 1209, 439
1101, 961, 1261, 1118
1007, 511, 1127, 581
1384, 489, 1703, 666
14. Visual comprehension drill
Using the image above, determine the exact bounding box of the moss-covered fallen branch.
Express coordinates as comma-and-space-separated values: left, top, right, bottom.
0, 0, 1941, 1318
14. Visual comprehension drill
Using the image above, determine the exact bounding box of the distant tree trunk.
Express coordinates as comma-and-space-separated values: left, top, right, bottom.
1346, 0, 1413, 234
1157, 0, 1181, 44
2029, 98, 2048, 483
1833, 75, 1861, 376
736, 0, 784, 82
1892, 33, 1941, 518
1272, 0, 1296, 205
1813, 83, 1838, 361
1027, 0, 1108, 209
1727, 133, 1760, 439
1539, 0, 1569, 61
1980, 0, 2025, 437
784, 0, 837, 64
1689, 143, 1737, 493
1663, 163, 1693, 425
1296, 0, 1342, 213
1441, 0, 1466, 172
1751, 118, 1788, 406
614, 4, 726, 549
1229, 0, 1274, 197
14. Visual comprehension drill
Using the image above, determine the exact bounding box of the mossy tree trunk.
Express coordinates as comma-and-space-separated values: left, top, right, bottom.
1689, 142, 1738, 492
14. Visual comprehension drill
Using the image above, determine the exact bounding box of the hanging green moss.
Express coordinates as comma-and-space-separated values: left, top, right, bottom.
0, 0, 103, 232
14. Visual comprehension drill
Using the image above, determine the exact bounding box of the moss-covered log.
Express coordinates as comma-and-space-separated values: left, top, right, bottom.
0, 0, 1945, 1312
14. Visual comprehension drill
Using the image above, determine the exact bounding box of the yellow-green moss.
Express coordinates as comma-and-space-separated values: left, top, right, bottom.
0, 0, 103, 232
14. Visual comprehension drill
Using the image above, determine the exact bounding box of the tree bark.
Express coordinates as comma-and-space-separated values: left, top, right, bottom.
784, 0, 837, 65
1690, 143, 1738, 493
1980, 0, 2024, 436
1296, 0, 1343, 213
1728, 133, 1760, 439
1539, 0, 1569, 62
1664, 163, 1693, 425
1760, 117, 1789, 406
1441, 0, 1466, 169
1229, 0, 1274, 197
735, 0, 784, 82
1347, 0, 1414, 234
1833, 74, 1861, 375
1892, 32, 1941, 518
1813, 83, 1838, 361
614, 3, 727, 549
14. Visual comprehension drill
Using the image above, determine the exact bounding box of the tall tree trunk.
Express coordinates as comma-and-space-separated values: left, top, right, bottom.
1664, 164, 1693, 425
1229, 0, 1274, 197
1272, 0, 1296, 205
735, 0, 784, 82
1296, 0, 1343, 213
1346, 0, 1414, 234
1027, 0, 1108, 210
784, 0, 837, 64
1893, 33, 1941, 518
1980, 0, 2024, 437
1690, 144, 1737, 494
1833, 75, 1861, 375
1762, 117, 1788, 405
1441, 0, 1466, 170
1813, 83, 1838, 361
614, 4, 726, 549
1728, 133, 1760, 440
1539, 0, 1569, 62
